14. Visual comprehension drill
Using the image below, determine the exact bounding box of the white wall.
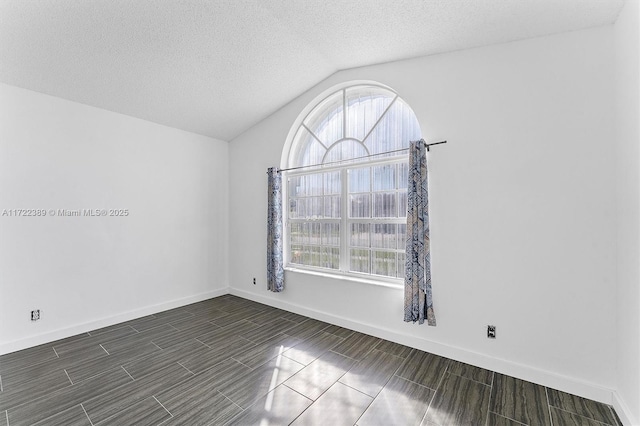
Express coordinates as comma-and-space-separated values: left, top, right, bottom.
229, 27, 618, 404
0, 83, 229, 354
614, 0, 640, 424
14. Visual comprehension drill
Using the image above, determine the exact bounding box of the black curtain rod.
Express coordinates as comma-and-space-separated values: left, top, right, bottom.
275, 140, 447, 173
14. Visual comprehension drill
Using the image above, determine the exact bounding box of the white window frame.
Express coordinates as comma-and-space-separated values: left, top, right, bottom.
281, 82, 420, 287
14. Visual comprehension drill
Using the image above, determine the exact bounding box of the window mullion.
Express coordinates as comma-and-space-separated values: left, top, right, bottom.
340, 168, 349, 272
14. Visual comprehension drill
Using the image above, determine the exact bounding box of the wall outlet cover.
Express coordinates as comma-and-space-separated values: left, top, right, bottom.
487, 325, 496, 338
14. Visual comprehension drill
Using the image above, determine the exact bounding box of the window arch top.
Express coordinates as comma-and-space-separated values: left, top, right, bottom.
288, 84, 421, 168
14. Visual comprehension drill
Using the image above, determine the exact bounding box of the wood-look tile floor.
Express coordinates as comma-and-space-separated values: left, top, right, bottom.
0, 295, 623, 426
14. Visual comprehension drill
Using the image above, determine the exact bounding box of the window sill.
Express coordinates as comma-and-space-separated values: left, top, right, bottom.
284, 266, 403, 290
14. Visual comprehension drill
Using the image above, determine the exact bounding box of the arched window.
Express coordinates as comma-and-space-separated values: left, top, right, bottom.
284, 83, 421, 283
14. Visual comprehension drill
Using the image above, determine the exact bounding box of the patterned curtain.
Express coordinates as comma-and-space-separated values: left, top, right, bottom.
404, 140, 436, 325
267, 167, 284, 292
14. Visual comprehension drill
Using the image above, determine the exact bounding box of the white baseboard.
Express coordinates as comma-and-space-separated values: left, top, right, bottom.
0, 287, 229, 356
230, 288, 618, 409
613, 391, 639, 426
4, 286, 635, 424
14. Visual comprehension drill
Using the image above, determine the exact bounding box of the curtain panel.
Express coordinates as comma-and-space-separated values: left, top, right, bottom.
267, 167, 284, 292
404, 140, 436, 325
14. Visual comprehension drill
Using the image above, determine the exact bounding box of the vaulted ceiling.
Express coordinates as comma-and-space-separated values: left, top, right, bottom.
0, 0, 624, 141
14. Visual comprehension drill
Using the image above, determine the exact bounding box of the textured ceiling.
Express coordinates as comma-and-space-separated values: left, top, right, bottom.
0, 0, 624, 141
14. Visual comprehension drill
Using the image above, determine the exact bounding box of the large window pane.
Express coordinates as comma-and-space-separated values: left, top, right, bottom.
348, 167, 370, 193
350, 194, 371, 218
310, 197, 323, 218
350, 249, 370, 273
290, 223, 304, 244
289, 198, 312, 219
323, 195, 340, 218
371, 224, 397, 249
325, 140, 368, 164
345, 87, 395, 141
323, 223, 340, 246
398, 191, 408, 218
323, 171, 341, 195
306, 174, 323, 196
309, 223, 322, 245
397, 224, 407, 250
372, 251, 396, 277
322, 247, 340, 269
289, 198, 299, 218
291, 127, 326, 167
350, 223, 370, 248
289, 176, 302, 197
363, 99, 421, 157
398, 162, 409, 189
291, 245, 303, 264
372, 164, 396, 191
309, 246, 322, 267
304, 91, 343, 146
373, 192, 397, 218
397, 252, 406, 278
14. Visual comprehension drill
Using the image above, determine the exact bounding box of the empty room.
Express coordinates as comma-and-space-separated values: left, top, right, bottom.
0, 0, 639, 425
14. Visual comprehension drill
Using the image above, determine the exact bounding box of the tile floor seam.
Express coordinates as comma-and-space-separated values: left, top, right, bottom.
484, 371, 495, 426
153, 395, 173, 417
0, 376, 75, 415
281, 383, 315, 402
489, 411, 529, 425
121, 365, 136, 381
335, 380, 380, 400
69, 365, 130, 388
545, 386, 554, 426
230, 357, 255, 371
280, 353, 299, 365
390, 374, 438, 392
283, 384, 321, 426
339, 350, 412, 400
327, 349, 360, 362
149, 341, 163, 351
80, 403, 95, 426
194, 338, 213, 349
176, 361, 196, 376
99, 344, 109, 355
90, 399, 134, 425
446, 370, 493, 387
217, 389, 244, 411
390, 350, 410, 376
550, 405, 614, 426
215, 388, 242, 410
351, 388, 377, 426
298, 380, 372, 425
63, 369, 74, 385
420, 359, 451, 424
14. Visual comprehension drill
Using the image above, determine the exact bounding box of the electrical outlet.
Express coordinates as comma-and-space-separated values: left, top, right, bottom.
253, 277, 256, 285
31, 309, 41, 321
487, 325, 496, 339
